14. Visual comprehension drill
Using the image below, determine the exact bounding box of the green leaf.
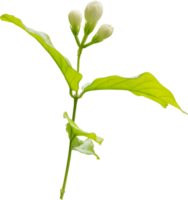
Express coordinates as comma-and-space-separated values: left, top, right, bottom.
0, 14, 82, 91
64, 122, 101, 162
62, 109, 105, 162
62, 109, 105, 148
82, 72, 187, 114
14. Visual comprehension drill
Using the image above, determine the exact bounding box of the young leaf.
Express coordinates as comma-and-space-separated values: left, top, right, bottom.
66, 122, 100, 159
82, 72, 187, 114
0, 14, 82, 91
63, 112, 104, 145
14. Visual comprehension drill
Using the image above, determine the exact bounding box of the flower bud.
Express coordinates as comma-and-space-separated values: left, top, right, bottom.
84, 1, 103, 35
91, 24, 114, 43
68, 10, 82, 35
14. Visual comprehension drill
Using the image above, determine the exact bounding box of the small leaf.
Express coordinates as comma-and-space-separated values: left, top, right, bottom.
0, 14, 82, 91
82, 72, 187, 114
64, 122, 101, 162
63, 112, 104, 145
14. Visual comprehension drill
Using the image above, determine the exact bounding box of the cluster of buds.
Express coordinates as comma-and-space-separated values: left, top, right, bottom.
68, 1, 113, 45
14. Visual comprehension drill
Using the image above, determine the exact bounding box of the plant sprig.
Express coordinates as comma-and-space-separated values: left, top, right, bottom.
0, 1, 187, 200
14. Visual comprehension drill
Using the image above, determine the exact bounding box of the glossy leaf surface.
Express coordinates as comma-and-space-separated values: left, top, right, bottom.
0, 14, 82, 91
82, 72, 186, 114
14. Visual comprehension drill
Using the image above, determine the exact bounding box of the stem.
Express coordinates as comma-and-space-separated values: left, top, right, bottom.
60, 33, 89, 199
84, 41, 93, 49
77, 51, 81, 72
60, 139, 72, 199
74, 35, 81, 47
81, 34, 89, 47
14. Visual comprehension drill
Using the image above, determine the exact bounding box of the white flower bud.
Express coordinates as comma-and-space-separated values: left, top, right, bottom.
92, 24, 114, 43
84, 1, 103, 35
68, 10, 82, 35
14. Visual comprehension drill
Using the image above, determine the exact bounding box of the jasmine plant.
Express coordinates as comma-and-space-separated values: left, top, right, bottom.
0, 1, 187, 199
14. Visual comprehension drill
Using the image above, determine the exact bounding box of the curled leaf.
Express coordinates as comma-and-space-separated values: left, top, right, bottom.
64, 122, 101, 162
63, 112, 104, 145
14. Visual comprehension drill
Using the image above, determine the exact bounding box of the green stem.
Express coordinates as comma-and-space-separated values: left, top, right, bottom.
60, 33, 89, 200
74, 35, 81, 47
77, 51, 81, 72
84, 41, 93, 49
81, 34, 89, 47
60, 139, 72, 199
